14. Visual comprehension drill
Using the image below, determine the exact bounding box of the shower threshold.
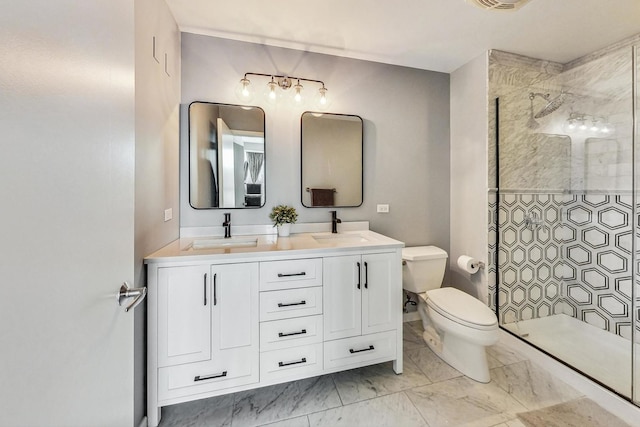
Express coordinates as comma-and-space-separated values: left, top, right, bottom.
502, 313, 633, 396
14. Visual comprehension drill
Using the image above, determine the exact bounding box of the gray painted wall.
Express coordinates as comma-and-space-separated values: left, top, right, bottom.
180, 34, 451, 249
134, 0, 181, 423
449, 53, 489, 302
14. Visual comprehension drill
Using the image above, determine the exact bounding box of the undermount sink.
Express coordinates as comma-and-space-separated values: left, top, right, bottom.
312, 233, 370, 244
188, 237, 258, 250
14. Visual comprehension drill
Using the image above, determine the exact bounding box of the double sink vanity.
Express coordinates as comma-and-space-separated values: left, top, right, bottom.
144, 99, 401, 426
145, 227, 404, 427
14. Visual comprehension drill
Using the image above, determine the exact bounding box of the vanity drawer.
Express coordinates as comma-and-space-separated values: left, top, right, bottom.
260, 315, 323, 352
324, 330, 396, 370
157, 348, 258, 401
260, 343, 323, 383
260, 286, 322, 321
260, 258, 322, 291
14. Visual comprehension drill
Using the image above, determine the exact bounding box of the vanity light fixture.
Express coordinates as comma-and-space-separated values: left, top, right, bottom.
236, 72, 329, 109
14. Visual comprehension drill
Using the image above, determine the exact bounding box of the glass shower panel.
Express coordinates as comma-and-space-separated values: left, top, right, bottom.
492, 45, 634, 398
633, 44, 639, 406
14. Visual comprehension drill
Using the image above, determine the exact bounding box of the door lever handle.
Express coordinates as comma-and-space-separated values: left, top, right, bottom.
117, 282, 147, 312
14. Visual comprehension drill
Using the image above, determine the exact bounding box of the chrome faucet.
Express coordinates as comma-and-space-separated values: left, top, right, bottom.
223, 213, 231, 238
330, 210, 341, 234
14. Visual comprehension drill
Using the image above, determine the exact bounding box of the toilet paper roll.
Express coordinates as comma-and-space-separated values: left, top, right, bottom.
457, 255, 480, 274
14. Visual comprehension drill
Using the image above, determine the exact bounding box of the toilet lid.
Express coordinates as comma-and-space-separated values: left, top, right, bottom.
425, 287, 497, 328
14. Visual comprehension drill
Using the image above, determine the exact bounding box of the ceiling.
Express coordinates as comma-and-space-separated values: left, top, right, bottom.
166, 0, 640, 73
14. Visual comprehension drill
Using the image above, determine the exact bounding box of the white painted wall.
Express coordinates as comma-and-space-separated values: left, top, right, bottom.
180, 34, 451, 249
449, 53, 489, 302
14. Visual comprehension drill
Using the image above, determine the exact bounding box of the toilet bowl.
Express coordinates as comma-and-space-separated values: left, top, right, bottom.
402, 246, 498, 383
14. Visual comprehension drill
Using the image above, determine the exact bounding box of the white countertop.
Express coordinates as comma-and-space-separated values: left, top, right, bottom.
144, 230, 404, 264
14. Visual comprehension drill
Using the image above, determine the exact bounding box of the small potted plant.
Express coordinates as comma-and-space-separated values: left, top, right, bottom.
269, 204, 298, 237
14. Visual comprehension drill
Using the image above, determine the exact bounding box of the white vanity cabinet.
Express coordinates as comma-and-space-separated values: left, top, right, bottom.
148, 261, 259, 426
146, 231, 403, 427
323, 252, 399, 369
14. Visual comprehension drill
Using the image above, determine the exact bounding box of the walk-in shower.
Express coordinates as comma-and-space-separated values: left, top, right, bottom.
489, 41, 639, 403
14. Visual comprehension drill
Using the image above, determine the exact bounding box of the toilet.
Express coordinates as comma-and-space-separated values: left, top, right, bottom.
402, 246, 498, 383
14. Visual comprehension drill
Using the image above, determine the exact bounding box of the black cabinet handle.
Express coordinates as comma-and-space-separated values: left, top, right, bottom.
194, 371, 227, 381
213, 273, 217, 306
364, 262, 368, 289
277, 272, 307, 278
203, 273, 207, 306
356, 262, 361, 289
349, 345, 375, 354
278, 357, 307, 367
278, 329, 307, 337
277, 300, 306, 307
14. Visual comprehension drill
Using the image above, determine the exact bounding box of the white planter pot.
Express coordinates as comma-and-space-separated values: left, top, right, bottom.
277, 223, 291, 237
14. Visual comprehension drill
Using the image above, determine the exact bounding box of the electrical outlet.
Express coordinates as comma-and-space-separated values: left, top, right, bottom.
164, 208, 173, 222
377, 204, 390, 213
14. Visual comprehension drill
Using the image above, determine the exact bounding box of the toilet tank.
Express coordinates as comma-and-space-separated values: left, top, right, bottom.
402, 246, 448, 294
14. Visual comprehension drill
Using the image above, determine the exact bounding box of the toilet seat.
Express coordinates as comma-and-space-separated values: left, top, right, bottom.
422, 288, 497, 331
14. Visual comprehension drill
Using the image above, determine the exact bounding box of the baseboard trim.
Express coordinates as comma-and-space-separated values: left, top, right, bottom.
403, 311, 421, 322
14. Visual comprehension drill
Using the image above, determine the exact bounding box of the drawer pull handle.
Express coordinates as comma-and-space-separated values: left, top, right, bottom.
194, 371, 227, 382
349, 345, 375, 354
278, 329, 307, 337
277, 272, 307, 277
278, 300, 306, 307
356, 262, 361, 289
278, 357, 307, 367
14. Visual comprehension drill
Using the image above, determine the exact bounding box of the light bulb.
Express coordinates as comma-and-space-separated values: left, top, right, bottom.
235, 77, 254, 102
315, 86, 329, 109
590, 120, 599, 132
265, 79, 278, 104
292, 81, 304, 105
579, 120, 587, 131
567, 119, 576, 130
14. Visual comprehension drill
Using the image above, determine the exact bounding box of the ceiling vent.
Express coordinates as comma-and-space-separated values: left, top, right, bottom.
467, 0, 532, 11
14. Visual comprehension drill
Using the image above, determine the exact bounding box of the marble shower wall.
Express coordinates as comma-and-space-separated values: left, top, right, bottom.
487, 36, 638, 338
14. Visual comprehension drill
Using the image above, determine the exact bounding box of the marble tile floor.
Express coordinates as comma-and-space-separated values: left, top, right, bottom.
158, 321, 631, 427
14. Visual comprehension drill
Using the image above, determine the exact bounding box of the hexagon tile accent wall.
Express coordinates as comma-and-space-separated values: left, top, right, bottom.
563, 194, 633, 338
493, 192, 634, 340
495, 192, 565, 324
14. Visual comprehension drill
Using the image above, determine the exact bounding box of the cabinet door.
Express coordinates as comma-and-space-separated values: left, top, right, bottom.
211, 263, 259, 352
158, 265, 211, 367
323, 255, 362, 340
362, 253, 397, 335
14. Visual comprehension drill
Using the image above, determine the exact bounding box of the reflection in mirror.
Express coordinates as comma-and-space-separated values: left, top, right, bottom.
189, 102, 265, 209
301, 112, 363, 207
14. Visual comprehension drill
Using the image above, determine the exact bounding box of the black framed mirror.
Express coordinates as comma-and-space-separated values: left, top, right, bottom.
189, 102, 265, 209
301, 112, 363, 207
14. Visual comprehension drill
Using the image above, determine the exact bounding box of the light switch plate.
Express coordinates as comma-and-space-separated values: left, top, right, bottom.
164, 208, 173, 222
377, 204, 390, 213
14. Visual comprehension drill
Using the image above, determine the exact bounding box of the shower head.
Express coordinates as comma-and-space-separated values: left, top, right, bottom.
530, 91, 567, 119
